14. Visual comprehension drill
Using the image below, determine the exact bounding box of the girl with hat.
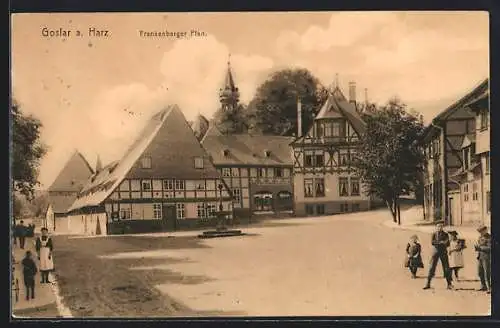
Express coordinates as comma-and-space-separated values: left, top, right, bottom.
405, 234, 424, 279
448, 231, 466, 281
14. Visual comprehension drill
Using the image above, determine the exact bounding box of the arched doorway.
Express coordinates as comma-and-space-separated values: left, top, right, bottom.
276, 191, 293, 211
253, 192, 273, 212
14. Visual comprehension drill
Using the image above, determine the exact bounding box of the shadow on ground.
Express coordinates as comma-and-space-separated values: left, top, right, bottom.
51, 235, 223, 318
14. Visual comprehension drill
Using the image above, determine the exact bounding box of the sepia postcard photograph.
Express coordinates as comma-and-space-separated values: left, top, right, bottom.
10, 11, 491, 318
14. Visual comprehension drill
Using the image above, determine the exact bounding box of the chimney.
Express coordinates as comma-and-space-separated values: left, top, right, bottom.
297, 97, 302, 137
364, 88, 368, 105
349, 82, 356, 104
95, 155, 103, 173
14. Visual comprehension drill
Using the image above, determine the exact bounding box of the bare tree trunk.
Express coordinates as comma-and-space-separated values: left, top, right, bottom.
397, 198, 401, 225
385, 199, 397, 222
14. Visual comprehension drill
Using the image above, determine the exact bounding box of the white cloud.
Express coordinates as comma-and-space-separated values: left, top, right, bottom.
38, 35, 276, 187
160, 35, 274, 118
277, 12, 400, 53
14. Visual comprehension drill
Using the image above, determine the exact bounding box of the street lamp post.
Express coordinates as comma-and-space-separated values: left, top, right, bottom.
216, 183, 228, 232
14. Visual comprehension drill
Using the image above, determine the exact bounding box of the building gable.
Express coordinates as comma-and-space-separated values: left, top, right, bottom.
68, 105, 221, 212
126, 107, 220, 180
305, 95, 365, 139
447, 105, 475, 121
433, 78, 488, 123
48, 151, 94, 192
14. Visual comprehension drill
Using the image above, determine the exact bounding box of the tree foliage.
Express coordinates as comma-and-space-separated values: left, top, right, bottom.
213, 103, 249, 135
30, 191, 50, 218
12, 99, 47, 200
351, 98, 425, 224
247, 68, 328, 136
12, 194, 23, 221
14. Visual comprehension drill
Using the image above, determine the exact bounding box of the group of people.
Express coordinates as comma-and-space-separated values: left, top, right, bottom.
404, 223, 491, 293
12, 224, 55, 301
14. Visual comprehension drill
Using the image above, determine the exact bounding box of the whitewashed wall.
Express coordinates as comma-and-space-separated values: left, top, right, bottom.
55, 212, 108, 236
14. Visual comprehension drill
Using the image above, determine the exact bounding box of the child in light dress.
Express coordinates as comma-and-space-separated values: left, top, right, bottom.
448, 231, 465, 281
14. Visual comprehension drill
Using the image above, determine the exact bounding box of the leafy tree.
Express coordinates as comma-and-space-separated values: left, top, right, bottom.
30, 191, 50, 218
12, 194, 23, 221
248, 68, 328, 136
12, 99, 47, 200
213, 103, 249, 135
351, 98, 425, 225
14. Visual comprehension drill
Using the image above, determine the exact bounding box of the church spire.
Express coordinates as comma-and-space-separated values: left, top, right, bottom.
224, 54, 236, 91
219, 53, 240, 111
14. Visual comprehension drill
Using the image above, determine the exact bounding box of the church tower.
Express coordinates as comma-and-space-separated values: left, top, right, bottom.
219, 55, 240, 111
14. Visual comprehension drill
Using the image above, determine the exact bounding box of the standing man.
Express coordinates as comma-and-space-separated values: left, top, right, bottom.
423, 223, 453, 290
475, 225, 491, 293
15, 220, 27, 249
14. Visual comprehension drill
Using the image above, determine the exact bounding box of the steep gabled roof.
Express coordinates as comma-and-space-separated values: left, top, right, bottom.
312, 86, 366, 135
68, 105, 220, 211
465, 88, 489, 113
202, 134, 294, 167
421, 78, 488, 143
48, 193, 78, 214
433, 78, 488, 123
201, 122, 223, 141
48, 151, 94, 192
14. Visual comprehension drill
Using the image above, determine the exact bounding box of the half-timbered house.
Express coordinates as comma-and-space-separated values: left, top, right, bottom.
447, 83, 490, 227
421, 78, 488, 225
66, 105, 233, 235
199, 59, 294, 219
291, 84, 373, 217
202, 134, 294, 219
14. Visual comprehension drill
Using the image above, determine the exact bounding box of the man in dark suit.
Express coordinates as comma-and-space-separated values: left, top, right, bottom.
423, 223, 453, 290
15, 220, 27, 249
475, 225, 491, 293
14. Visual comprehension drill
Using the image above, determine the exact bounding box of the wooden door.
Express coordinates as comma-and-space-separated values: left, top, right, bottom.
162, 204, 177, 231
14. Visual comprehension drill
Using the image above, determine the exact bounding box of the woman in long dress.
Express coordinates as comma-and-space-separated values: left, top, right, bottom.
35, 227, 54, 284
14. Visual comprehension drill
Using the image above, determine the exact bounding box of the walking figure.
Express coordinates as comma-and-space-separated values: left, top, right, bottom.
448, 231, 465, 281
21, 251, 37, 300
423, 223, 453, 290
36, 227, 54, 284
475, 225, 491, 293
15, 220, 27, 249
405, 235, 424, 278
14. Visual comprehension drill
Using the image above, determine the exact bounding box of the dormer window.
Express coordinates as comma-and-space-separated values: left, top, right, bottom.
141, 156, 152, 169
264, 150, 271, 158
194, 157, 204, 169
223, 149, 230, 157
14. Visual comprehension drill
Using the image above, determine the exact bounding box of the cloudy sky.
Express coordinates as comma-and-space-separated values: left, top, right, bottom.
11, 11, 489, 189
